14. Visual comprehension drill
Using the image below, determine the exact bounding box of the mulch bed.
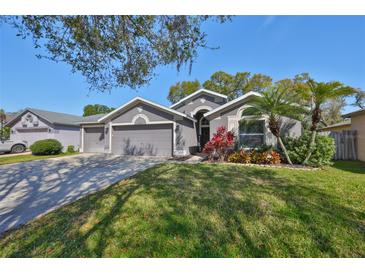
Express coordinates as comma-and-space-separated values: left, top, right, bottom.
203, 160, 319, 170
168, 155, 194, 162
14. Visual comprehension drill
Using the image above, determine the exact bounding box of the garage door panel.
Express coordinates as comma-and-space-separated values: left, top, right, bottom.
84, 127, 105, 153
15, 128, 50, 146
112, 124, 172, 156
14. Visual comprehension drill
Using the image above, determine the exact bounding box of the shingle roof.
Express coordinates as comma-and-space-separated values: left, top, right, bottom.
204, 91, 263, 118
318, 119, 351, 131
5, 112, 17, 123
170, 88, 228, 109
78, 114, 107, 124
98, 97, 196, 123
6, 108, 83, 127
342, 108, 365, 118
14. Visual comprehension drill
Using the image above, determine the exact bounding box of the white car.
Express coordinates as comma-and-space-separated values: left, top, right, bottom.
0, 139, 27, 154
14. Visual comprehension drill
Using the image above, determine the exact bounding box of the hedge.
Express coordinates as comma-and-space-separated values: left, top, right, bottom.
30, 139, 63, 155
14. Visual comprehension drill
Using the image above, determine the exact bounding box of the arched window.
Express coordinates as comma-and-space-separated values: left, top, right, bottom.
200, 116, 209, 126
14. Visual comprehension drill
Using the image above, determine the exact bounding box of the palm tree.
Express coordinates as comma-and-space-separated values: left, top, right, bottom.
241, 87, 306, 165
299, 80, 356, 165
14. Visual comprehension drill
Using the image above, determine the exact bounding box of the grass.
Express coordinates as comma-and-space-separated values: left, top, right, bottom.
0, 161, 364, 257
0, 152, 79, 165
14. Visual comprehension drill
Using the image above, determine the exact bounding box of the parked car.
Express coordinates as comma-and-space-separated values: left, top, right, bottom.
0, 139, 27, 154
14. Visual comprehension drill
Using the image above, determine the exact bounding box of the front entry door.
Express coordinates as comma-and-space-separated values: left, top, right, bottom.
200, 127, 210, 150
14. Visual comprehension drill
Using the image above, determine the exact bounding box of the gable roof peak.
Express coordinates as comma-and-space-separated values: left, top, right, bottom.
6, 107, 82, 127
170, 88, 228, 109
204, 91, 262, 118
98, 96, 196, 123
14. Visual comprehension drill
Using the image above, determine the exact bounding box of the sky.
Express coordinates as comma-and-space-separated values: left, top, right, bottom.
1, 16, 364, 116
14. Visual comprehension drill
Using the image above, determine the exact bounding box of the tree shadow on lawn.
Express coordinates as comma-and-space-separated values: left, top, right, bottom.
1, 163, 364, 257
331, 160, 365, 174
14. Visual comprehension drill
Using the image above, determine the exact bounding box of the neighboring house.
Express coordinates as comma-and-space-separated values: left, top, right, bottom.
320, 109, 365, 162
6, 108, 82, 150
78, 89, 302, 156
5, 112, 17, 124
342, 109, 365, 161
318, 119, 351, 133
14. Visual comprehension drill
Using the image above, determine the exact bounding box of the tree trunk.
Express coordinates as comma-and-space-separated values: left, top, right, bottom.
303, 107, 320, 165
268, 116, 293, 165
277, 137, 293, 165
302, 130, 317, 165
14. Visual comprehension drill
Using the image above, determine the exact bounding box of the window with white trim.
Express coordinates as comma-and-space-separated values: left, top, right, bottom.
239, 119, 265, 147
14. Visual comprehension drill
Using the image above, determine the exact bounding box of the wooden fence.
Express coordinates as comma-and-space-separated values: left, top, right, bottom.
329, 130, 357, 160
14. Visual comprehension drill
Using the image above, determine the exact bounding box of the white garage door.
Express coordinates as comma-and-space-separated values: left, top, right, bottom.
112, 124, 173, 156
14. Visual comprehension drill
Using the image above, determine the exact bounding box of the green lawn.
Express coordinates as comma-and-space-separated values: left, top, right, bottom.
0, 152, 79, 165
0, 161, 364, 257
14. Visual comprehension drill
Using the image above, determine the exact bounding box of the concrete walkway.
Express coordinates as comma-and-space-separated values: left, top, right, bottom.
0, 154, 165, 235
0, 151, 31, 158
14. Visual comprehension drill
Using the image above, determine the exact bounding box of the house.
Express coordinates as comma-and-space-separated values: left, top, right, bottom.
79, 89, 302, 156
4, 112, 17, 124
6, 108, 82, 150
6, 89, 302, 156
319, 109, 365, 161
342, 109, 365, 161
318, 119, 351, 133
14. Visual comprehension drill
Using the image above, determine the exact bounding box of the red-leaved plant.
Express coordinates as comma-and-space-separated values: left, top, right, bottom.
203, 126, 235, 161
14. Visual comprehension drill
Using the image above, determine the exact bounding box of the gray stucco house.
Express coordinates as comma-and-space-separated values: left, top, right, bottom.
6, 108, 82, 151
6, 89, 302, 156
79, 89, 301, 156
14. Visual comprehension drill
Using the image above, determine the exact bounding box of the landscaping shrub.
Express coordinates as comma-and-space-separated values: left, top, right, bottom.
250, 150, 281, 165
268, 151, 281, 164
227, 149, 280, 165
203, 126, 235, 161
227, 150, 251, 164
67, 145, 75, 153
255, 144, 275, 153
283, 132, 335, 166
30, 139, 63, 155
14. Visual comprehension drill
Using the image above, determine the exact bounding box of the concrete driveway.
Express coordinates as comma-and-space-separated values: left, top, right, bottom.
0, 153, 166, 235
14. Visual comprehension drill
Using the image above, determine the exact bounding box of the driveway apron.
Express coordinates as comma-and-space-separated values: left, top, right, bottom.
0, 154, 165, 235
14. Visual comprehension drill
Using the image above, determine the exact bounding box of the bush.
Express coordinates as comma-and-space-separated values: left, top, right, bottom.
227, 150, 251, 164
67, 145, 75, 153
251, 150, 281, 165
227, 149, 281, 165
283, 132, 335, 166
30, 139, 63, 155
203, 126, 235, 161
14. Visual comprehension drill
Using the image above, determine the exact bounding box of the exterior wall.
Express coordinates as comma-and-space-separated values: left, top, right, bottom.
173, 94, 226, 115
53, 125, 81, 151
207, 101, 301, 147
112, 102, 174, 123
11, 128, 52, 147
175, 117, 197, 155
351, 114, 365, 161
104, 122, 111, 152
